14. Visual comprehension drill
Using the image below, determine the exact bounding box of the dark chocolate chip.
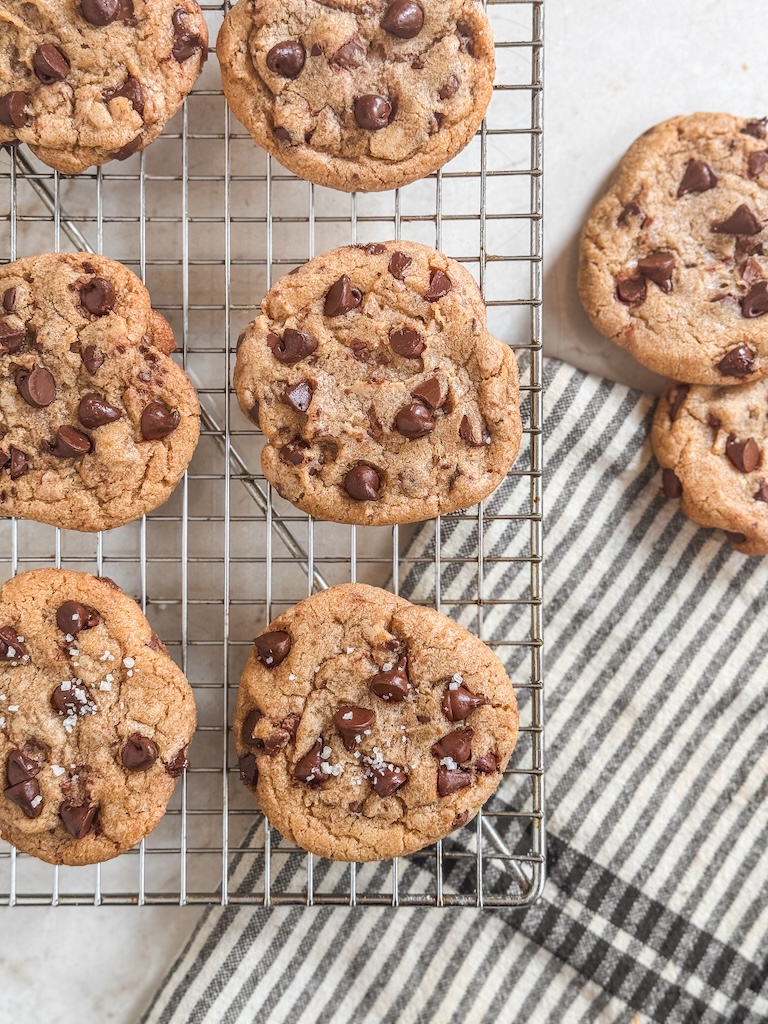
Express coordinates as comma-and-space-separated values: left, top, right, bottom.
474, 752, 498, 774
452, 809, 469, 829
239, 753, 258, 788
280, 440, 309, 465
389, 326, 424, 358
425, 269, 452, 300
442, 684, 488, 722
348, 800, 364, 813
334, 704, 376, 751
2, 288, 16, 313
282, 380, 314, 413
81, 0, 120, 24
743, 118, 768, 140
437, 765, 471, 796
388, 251, 412, 280
741, 281, 768, 318
50, 426, 92, 458
164, 748, 189, 777
4, 779, 42, 818
712, 205, 762, 235
60, 801, 97, 839
266, 40, 306, 79
717, 344, 756, 378
456, 20, 475, 56
332, 37, 366, 69
741, 256, 763, 286
726, 531, 748, 545
356, 242, 386, 254
113, 135, 143, 161
661, 468, 682, 499
748, 151, 768, 178
369, 764, 408, 797
617, 275, 647, 305
141, 401, 180, 440
438, 75, 459, 100
354, 95, 392, 131
51, 680, 94, 717
172, 8, 203, 62
267, 329, 318, 362
145, 632, 164, 652
0, 319, 26, 353
263, 713, 300, 755
273, 126, 292, 144
396, 401, 434, 439
16, 365, 56, 408
0, 626, 27, 661
104, 76, 145, 116
459, 414, 487, 448
324, 275, 362, 316
78, 393, 122, 428
6, 749, 40, 786
240, 708, 263, 748
726, 436, 760, 473
754, 479, 768, 502
344, 464, 381, 500
370, 656, 409, 701
617, 201, 647, 227
56, 601, 100, 635
411, 377, 444, 410
121, 734, 158, 771
432, 727, 473, 763
81, 278, 116, 316
255, 629, 292, 668
83, 345, 105, 374
677, 159, 718, 197
293, 739, 326, 785
0, 92, 29, 129
34, 45, 71, 84
9, 447, 28, 480
381, 0, 424, 38
310, 43, 323, 56
637, 252, 675, 292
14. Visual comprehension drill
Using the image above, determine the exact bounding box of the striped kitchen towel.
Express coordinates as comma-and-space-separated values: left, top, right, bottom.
144, 359, 768, 1024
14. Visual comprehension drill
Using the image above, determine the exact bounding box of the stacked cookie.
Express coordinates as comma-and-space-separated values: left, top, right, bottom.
579, 113, 768, 555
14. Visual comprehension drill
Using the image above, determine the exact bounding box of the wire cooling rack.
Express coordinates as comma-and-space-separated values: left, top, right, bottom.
0, 0, 543, 907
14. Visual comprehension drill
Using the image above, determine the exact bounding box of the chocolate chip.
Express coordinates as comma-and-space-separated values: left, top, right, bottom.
334, 705, 376, 751
51, 680, 94, 717
0, 626, 27, 661
280, 440, 309, 465
56, 601, 100, 635
0, 319, 26, 353
637, 252, 675, 292
141, 401, 180, 440
432, 727, 473, 763
741, 281, 768, 318
2, 288, 17, 313
344, 464, 381, 500
121, 734, 158, 771
293, 739, 326, 785
748, 151, 768, 178
617, 200, 647, 227
81, 0, 120, 24
240, 708, 263, 748
452, 809, 469, 830
442, 685, 488, 722
437, 765, 471, 796
145, 632, 164, 652
267, 329, 318, 362
726, 436, 760, 473
456, 20, 475, 56
83, 345, 105, 374
6, 749, 40, 786
172, 8, 203, 62
743, 118, 768, 139
396, 401, 434, 439
310, 43, 323, 56
356, 242, 386, 255
34, 45, 71, 84
273, 126, 292, 145
0, 92, 29, 129
474, 752, 498, 774
755, 479, 768, 502
438, 75, 459, 100
381, 0, 424, 38
50, 426, 93, 458
354, 95, 392, 131
370, 656, 409, 701
411, 377, 444, 410
324, 275, 362, 316
388, 251, 412, 280
78, 393, 122, 428
255, 629, 292, 668
717, 344, 755, 378
712, 205, 762, 235
282, 380, 314, 413
369, 764, 408, 797
104, 76, 145, 116
459, 414, 487, 448
726, 531, 748, 545
677, 159, 718, 197
164, 748, 189, 777
16, 365, 56, 408
617, 275, 647, 305
60, 801, 97, 839
263, 717, 299, 755
9, 447, 28, 480
113, 135, 143, 161
239, 754, 258, 788
348, 800, 364, 813
4, 779, 42, 818
389, 326, 424, 358
425, 269, 452, 301
662, 468, 682, 499
266, 41, 305, 78
741, 256, 763, 286
332, 37, 366, 69
81, 278, 116, 316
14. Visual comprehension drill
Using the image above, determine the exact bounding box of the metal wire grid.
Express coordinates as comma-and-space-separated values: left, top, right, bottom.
0, 0, 544, 907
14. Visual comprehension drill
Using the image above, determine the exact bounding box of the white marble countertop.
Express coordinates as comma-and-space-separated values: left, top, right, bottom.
4, 3, 768, 1021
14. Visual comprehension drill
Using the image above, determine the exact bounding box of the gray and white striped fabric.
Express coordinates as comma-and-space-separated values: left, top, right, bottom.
144, 359, 768, 1024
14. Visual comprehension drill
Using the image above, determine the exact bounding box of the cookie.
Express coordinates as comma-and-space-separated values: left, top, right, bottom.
652, 379, 768, 556
0, 252, 200, 532
579, 113, 768, 385
234, 241, 521, 526
216, 0, 494, 192
0, 569, 196, 866
0, 0, 208, 174
234, 583, 518, 862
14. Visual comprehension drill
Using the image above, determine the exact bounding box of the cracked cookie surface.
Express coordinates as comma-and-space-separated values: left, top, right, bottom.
580, 113, 768, 385
0, 0, 208, 174
0, 251, 200, 531
216, 0, 494, 192
0, 569, 196, 866
234, 583, 518, 862
234, 240, 521, 526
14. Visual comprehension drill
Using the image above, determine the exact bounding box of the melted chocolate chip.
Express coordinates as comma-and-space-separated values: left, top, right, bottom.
282, 380, 314, 413
344, 464, 381, 500
741, 281, 768, 318
34, 45, 70, 84
369, 764, 408, 797
255, 629, 292, 668
9, 447, 28, 480
0, 91, 29, 129
442, 684, 488, 722
637, 252, 675, 292
332, 38, 366, 69
437, 765, 471, 796
122, 734, 158, 771
16, 365, 56, 408
661, 468, 683, 499
172, 8, 204, 62
263, 714, 300, 755
474, 752, 498, 774
267, 329, 318, 363
439, 75, 459, 100
6, 749, 40, 786
456, 20, 475, 56
0, 319, 26, 353
617, 275, 647, 305
56, 601, 100, 635
425, 269, 452, 300
354, 95, 392, 131
78, 393, 122, 428
411, 377, 444, 410
239, 753, 258, 788
293, 740, 326, 785
726, 436, 760, 473
432, 727, 473, 763
83, 345, 105, 374
617, 201, 647, 227
748, 151, 768, 178
726, 531, 748, 545
104, 76, 145, 116
81, 278, 116, 316
717, 344, 755, 378
334, 705, 376, 750
50, 426, 92, 458
396, 401, 434, 439
677, 159, 718, 197
2, 288, 16, 313
356, 242, 386, 255
381, 0, 424, 38
754, 480, 768, 502
388, 251, 412, 280
459, 414, 487, 448
60, 801, 97, 839
712, 205, 762, 235
113, 135, 143, 161
81, 0, 120, 24
51, 680, 94, 717
141, 401, 180, 440
389, 326, 424, 358
743, 118, 768, 140
4, 779, 42, 818
266, 41, 305, 78
164, 749, 189, 777
324, 275, 362, 316
240, 708, 263, 748
370, 657, 409, 701
280, 440, 309, 465
0, 626, 27, 661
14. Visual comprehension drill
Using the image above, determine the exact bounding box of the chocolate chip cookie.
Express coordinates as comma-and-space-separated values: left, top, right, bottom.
580, 113, 768, 385
652, 379, 768, 555
234, 583, 518, 862
0, 251, 200, 531
216, 0, 494, 192
0, 569, 196, 866
0, 0, 208, 174
234, 241, 521, 525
